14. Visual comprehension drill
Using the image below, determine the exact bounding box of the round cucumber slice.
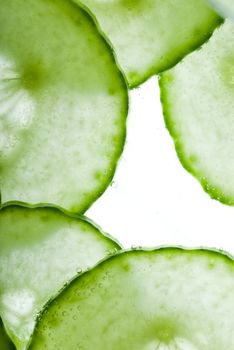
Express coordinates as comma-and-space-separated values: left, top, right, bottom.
160, 21, 234, 205
207, 0, 234, 20
0, 0, 128, 213
0, 206, 120, 350
0, 319, 15, 350
28, 248, 234, 349
78, 0, 222, 87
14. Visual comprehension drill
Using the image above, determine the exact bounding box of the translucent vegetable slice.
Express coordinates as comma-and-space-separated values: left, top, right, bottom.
0, 0, 128, 213
28, 248, 234, 350
0, 319, 15, 350
160, 21, 234, 205
78, 0, 222, 87
0, 206, 120, 350
207, 0, 234, 20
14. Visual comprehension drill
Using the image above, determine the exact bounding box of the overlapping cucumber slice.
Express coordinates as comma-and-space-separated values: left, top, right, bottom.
0, 206, 120, 350
0, 0, 128, 213
78, 0, 222, 87
28, 248, 234, 349
0, 319, 15, 350
160, 21, 234, 205
207, 0, 234, 20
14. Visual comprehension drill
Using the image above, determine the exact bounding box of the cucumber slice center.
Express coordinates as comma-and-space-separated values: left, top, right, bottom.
20, 62, 43, 91
145, 320, 198, 349
0, 56, 34, 160
155, 322, 176, 344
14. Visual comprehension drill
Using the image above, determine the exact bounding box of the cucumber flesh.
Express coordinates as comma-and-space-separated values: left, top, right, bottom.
0, 0, 127, 213
0, 206, 120, 350
0, 319, 15, 350
79, 0, 222, 87
28, 248, 234, 349
160, 21, 234, 205
207, 0, 234, 20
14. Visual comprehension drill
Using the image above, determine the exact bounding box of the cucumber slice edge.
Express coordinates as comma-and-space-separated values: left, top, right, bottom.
77, 0, 223, 88
27, 246, 234, 350
0, 318, 15, 350
159, 20, 234, 206
159, 77, 234, 205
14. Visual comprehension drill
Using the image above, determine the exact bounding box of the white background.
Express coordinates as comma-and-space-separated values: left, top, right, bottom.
88, 77, 234, 253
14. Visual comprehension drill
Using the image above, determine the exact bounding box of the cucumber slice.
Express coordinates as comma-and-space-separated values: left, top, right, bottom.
28, 248, 234, 349
78, 0, 222, 87
207, 0, 234, 20
0, 319, 15, 350
0, 0, 128, 213
160, 21, 234, 205
0, 206, 120, 350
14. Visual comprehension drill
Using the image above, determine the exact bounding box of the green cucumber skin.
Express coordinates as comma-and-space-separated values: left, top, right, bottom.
0, 205, 121, 350
159, 21, 234, 206
159, 74, 232, 206
207, 0, 234, 20
28, 248, 234, 350
79, 0, 223, 88
0, 319, 15, 350
0, 0, 128, 214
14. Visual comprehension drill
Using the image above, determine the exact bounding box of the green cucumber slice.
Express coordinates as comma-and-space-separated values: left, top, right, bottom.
207, 0, 234, 20
78, 0, 222, 87
0, 319, 15, 350
0, 206, 120, 350
160, 21, 234, 205
28, 248, 234, 349
0, 0, 128, 213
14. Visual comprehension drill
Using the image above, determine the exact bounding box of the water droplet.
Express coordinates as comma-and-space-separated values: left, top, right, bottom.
111, 180, 118, 188
107, 249, 114, 256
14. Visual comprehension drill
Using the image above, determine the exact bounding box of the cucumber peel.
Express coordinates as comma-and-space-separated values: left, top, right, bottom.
28, 248, 234, 349
79, 0, 222, 87
0, 0, 128, 213
207, 0, 234, 20
0, 319, 15, 350
0, 206, 120, 350
160, 21, 234, 205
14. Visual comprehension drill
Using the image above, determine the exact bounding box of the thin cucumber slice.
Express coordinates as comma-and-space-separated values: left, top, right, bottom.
0, 0, 128, 213
0, 319, 15, 350
160, 21, 234, 205
28, 248, 234, 349
0, 206, 120, 350
207, 0, 234, 20
78, 0, 222, 87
